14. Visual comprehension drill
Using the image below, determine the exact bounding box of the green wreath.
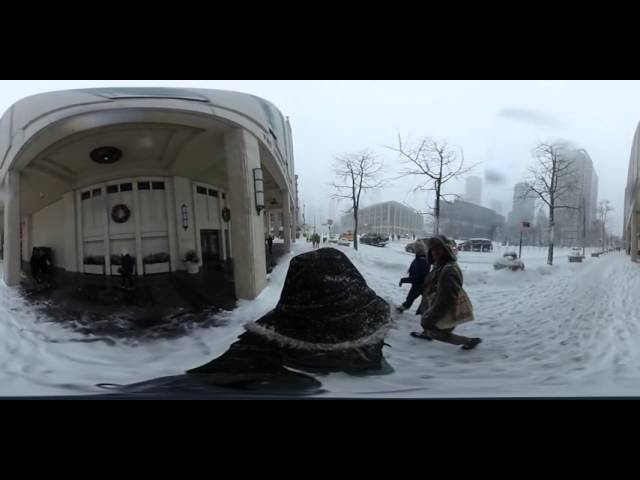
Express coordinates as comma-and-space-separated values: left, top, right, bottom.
111, 204, 131, 223
222, 207, 231, 222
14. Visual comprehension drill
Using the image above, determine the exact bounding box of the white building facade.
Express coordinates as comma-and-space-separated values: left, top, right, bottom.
624, 122, 640, 260
340, 201, 424, 236
554, 149, 598, 247
0, 87, 297, 299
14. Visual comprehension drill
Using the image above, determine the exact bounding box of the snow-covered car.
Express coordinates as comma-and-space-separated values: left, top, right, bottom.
337, 237, 350, 246
569, 247, 584, 262
328, 235, 338, 244
493, 252, 525, 271
360, 233, 389, 247
459, 238, 493, 252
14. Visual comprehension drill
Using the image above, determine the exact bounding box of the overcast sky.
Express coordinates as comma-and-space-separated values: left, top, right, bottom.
1, 80, 637, 233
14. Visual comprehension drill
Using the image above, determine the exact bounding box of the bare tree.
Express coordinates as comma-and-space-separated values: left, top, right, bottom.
330, 150, 385, 250
597, 199, 614, 252
522, 141, 578, 266
387, 135, 477, 235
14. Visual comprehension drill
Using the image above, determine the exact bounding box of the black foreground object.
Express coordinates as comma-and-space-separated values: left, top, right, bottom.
105, 248, 392, 396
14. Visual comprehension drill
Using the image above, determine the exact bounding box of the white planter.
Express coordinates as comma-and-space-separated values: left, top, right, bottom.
84, 264, 105, 275
144, 262, 171, 275
187, 262, 199, 274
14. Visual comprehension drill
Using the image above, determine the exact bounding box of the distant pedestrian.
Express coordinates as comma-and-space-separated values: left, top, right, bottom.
119, 249, 135, 290
267, 235, 274, 255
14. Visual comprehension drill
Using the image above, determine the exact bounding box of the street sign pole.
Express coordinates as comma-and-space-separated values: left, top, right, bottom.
519, 230, 523, 259
520, 221, 530, 259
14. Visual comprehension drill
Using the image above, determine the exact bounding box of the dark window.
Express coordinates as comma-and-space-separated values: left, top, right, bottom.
152, 181, 165, 190
208, 189, 218, 197
107, 185, 119, 194
81, 191, 91, 201
120, 183, 133, 192
138, 182, 150, 190
222, 193, 226, 199
92, 188, 102, 197
197, 186, 207, 195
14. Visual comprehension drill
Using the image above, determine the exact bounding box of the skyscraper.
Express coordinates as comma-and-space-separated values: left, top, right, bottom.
465, 176, 482, 205
507, 182, 536, 244
554, 148, 598, 247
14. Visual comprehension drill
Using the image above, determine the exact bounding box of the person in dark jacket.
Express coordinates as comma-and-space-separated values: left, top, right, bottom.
267, 235, 274, 255
119, 250, 135, 289
412, 235, 481, 350
397, 240, 430, 313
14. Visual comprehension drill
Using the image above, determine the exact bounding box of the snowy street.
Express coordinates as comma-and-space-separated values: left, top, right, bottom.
1, 241, 639, 397
321, 242, 640, 397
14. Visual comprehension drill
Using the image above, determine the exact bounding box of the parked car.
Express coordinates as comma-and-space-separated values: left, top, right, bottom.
406, 237, 458, 255
458, 238, 493, 252
360, 233, 389, 247
569, 247, 585, 263
493, 252, 525, 271
337, 236, 351, 246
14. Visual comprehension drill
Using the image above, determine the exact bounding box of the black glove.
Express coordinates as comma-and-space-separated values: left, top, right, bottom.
399, 280, 403, 287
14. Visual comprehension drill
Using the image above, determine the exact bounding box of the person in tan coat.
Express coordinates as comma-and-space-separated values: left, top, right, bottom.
412, 235, 481, 350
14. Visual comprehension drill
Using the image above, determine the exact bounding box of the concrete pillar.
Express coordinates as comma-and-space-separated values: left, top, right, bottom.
291, 197, 297, 244
3, 170, 21, 286
282, 189, 291, 253
166, 179, 180, 272
632, 212, 638, 262
224, 129, 266, 299
219, 189, 228, 261
62, 191, 78, 272
132, 182, 143, 275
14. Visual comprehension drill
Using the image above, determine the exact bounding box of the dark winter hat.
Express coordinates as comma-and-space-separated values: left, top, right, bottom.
413, 241, 427, 255
428, 235, 457, 262
247, 247, 391, 347
188, 248, 392, 376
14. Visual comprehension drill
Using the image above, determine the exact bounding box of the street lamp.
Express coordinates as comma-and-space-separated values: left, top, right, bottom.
253, 168, 265, 215
181, 204, 189, 230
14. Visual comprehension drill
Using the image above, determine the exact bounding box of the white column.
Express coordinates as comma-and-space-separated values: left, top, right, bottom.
76, 191, 84, 272
218, 189, 227, 261
62, 191, 78, 272
166, 179, 180, 272
632, 212, 638, 262
224, 129, 266, 299
3, 170, 21, 286
102, 185, 112, 275
132, 181, 142, 275
282, 189, 291, 253
290, 197, 297, 244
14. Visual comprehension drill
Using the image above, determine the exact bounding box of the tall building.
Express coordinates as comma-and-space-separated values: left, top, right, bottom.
439, 199, 505, 240
339, 201, 425, 236
465, 176, 483, 205
554, 149, 598, 247
506, 182, 536, 244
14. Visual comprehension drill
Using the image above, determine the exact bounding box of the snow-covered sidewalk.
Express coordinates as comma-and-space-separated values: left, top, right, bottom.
1, 244, 639, 397
322, 244, 640, 397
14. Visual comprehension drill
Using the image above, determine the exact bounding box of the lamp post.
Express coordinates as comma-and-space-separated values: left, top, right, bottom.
253, 168, 265, 215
